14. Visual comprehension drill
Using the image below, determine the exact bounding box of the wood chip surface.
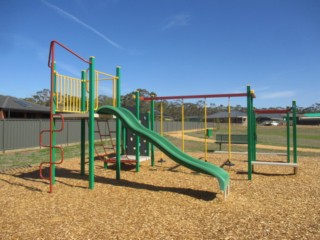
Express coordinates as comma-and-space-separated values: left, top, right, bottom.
0, 152, 319, 239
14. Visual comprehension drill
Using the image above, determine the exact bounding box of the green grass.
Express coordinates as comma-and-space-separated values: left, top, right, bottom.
0, 144, 88, 171
183, 124, 320, 157
1, 125, 319, 171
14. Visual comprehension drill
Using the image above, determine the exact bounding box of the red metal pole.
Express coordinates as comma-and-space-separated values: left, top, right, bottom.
48, 40, 90, 68
142, 92, 248, 101
255, 109, 291, 114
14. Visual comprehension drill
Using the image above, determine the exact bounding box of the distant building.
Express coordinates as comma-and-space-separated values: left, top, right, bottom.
207, 111, 247, 125
0, 95, 50, 119
298, 113, 320, 125
255, 113, 283, 124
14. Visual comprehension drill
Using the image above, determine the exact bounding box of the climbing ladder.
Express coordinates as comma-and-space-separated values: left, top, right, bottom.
39, 114, 65, 193
94, 119, 116, 160
94, 119, 135, 165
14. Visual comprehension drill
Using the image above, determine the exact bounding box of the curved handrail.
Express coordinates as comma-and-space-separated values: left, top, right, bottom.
48, 40, 90, 68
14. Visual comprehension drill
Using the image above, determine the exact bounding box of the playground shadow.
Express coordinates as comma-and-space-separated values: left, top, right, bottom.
0, 173, 43, 192
10, 167, 217, 201
104, 163, 137, 171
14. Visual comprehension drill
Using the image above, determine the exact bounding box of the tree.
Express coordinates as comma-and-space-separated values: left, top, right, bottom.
24, 89, 50, 106
122, 88, 157, 113
98, 95, 113, 106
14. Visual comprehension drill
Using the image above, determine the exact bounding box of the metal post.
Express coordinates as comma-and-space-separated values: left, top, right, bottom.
121, 126, 126, 155
116, 66, 121, 179
253, 111, 257, 162
88, 57, 95, 189
150, 98, 155, 167
292, 100, 298, 164
146, 111, 151, 156
286, 109, 290, 163
247, 85, 253, 180
135, 90, 140, 172
80, 70, 86, 175
181, 99, 185, 152
204, 99, 208, 161
51, 62, 57, 185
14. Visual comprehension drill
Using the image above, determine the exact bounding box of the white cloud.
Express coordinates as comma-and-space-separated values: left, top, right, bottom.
259, 90, 295, 99
161, 13, 191, 31
41, 0, 123, 49
57, 62, 82, 77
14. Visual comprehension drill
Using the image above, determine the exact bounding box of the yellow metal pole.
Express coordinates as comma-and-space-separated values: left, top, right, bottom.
204, 98, 208, 161
228, 97, 232, 161
181, 99, 185, 152
160, 101, 164, 160
113, 77, 116, 107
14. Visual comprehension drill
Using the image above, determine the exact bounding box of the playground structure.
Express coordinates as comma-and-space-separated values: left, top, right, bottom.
39, 40, 113, 193
39, 41, 230, 197
141, 89, 256, 168
251, 102, 298, 177
39, 40, 298, 197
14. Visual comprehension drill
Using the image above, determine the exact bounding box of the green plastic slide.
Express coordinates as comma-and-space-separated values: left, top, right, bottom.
97, 106, 230, 193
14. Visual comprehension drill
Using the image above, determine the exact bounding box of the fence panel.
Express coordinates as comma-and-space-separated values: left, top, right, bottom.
0, 119, 204, 152
0, 121, 3, 151
1, 119, 43, 151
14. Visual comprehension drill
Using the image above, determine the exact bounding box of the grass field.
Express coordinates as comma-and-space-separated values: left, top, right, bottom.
0, 125, 319, 171
182, 124, 320, 155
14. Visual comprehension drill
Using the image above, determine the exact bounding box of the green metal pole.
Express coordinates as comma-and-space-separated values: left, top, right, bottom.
286, 109, 291, 163
150, 98, 155, 167
51, 63, 57, 185
292, 100, 298, 164
88, 57, 95, 189
121, 126, 126, 155
116, 66, 121, 180
80, 70, 86, 175
247, 85, 253, 180
253, 111, 257, 162
135, 91, 141, 172
146, 111, 151, 156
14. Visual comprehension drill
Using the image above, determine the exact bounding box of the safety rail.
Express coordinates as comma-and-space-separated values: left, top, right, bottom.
93, 70, 118, 107
55, 73, 89, 113
39, 114, 65, 193
54, 70, 117, 113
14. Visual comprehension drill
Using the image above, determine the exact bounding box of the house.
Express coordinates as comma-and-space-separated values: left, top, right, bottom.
255, 113, 283, 124
207, 111, 247, 125
298, 113, 320, 125
0, 95, 50, 119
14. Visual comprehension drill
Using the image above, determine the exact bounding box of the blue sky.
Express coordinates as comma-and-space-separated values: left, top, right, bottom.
0, 0, 319, 108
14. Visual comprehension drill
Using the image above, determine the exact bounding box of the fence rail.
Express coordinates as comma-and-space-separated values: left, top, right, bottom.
0, 119, 204, 153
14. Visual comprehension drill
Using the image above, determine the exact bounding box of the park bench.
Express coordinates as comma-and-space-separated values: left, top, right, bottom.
215, 134, 248, 151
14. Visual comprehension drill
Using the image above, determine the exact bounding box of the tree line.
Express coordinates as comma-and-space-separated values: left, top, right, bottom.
24, 88, 320, 120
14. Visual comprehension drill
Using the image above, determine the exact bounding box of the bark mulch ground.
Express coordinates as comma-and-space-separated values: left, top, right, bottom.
0, 152, 319, 239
